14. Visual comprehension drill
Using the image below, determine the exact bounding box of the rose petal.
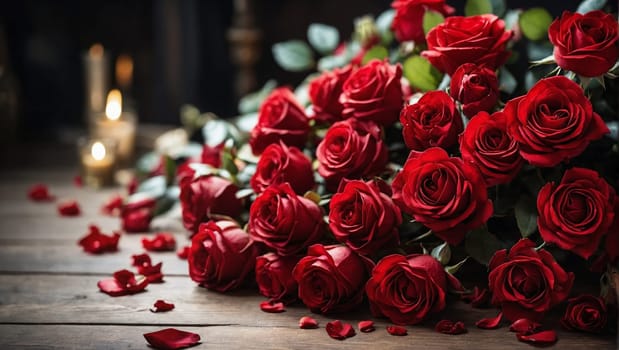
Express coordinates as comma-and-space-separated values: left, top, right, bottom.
177, 246, 190, 260
142, 232, 177, 252
138, 261, 164, 283
516, 330, 558, 345
78, 225, 120, 254
435, 320, 467, 335
28, 184, 55, 201
97, 269, 148, 297
476, 312, 503, 329
151, 300, 175, 313
358, 320, 375, 333
326, 320, 356, 340
386, 325, 407, 336
143, 328, 201, 350
73, 175, 83, 187
299, 316, 319, 329
509, 318, 542, 335
131, 253, 152, 267
58, 200, 81, 216
101, 195, 124, 216
259, 300, 286, 313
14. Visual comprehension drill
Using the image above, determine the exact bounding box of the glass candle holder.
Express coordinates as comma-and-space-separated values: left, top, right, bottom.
79, 138, 117, 188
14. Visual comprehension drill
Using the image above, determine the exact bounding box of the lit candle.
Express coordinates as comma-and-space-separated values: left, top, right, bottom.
83, 43, 110, 126
94, 89, 137, 165
81, 139, 116, 188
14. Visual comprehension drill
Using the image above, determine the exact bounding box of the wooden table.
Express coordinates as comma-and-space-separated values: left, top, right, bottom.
0, 144, 616, 349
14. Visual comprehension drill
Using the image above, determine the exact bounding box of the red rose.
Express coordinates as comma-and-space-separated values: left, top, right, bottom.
250, 87, 310, 155
249, 183, 325, 256
422, 14, 512, 75
340, 59, 404, 126
449, 63, 499, 118
561, 294, 608, 333
488, 239, 574, 322
400, 90, 463, 151
316, 118, 388, 191
391, 0, 455, 44
180, 175, 242, 235
366, 254, 454, 325
308, 65, 353, 124
392, 148, 493, 245
122, 197, 157, 233
549, 11, 619, 77
537, 167, 615, 259
329, 179, 401, 255
201, 143, 224, 168
188, 220, 260, 292
255, 252, 300, 303
460, 111, 524, 187
293, 244, 373, 314
504, 76, 609, 167
250, 141, 315, 195
606, 200, 619, 262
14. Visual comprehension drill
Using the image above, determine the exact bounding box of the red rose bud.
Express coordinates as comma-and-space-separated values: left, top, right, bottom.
358, 320, 375, 333
316, 118, 388, 191
400, 91, 462, 151
488, 239, 574, 322
460, 111, 524, 187
505, 76, 608, 167
561, 294, 608, 333
329, 179, 401, 255
537, 168, 616, 259
57, 200, 81, 216
150, 300, 175, 313
255, 253, 300, 304
435, 320, 467, 335
326, 320, 356, 340
28, 184, 55, 201
180, 175, 242, 235
249, 87, 310, 155
392, 148, 493, 245
308, 65, 353, 124
97, 269, 149, 297
549, 11, 619, 77
299, 316, 319, 329
249, 183, 325, 256
293, 244, 373, 314
78, 225, 120, 254
422, 14, 512, 75
391, 0, 454, 44
250, 142, 315, 195
188, 220, 259, 292
386, 325, 407, 336
449, 63, 499, 118
143, 328, 200, 350
142, 232, 177, 252
340, 60, 403, 127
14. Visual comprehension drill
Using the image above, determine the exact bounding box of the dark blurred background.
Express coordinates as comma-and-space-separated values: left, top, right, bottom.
0, 0, 588, 142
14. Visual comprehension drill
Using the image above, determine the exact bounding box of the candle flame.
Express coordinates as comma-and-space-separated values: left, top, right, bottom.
105, 89, 122, 121
92, 141, 106, 161
89, 43, 104, 58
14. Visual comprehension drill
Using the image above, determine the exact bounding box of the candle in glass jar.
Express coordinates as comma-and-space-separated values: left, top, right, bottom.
83, 43, 109, 126
94, 89, 136, 165
81, 140, 116, 188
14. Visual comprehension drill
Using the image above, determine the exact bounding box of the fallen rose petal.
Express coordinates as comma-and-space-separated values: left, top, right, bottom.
58, 200, 81, 216
435, 320, 467, 335
386, 325, 407, 336
476, 312, 503, 329
138, 261, 164, 283
259, 300, 286, 313
326, 320, 356, 340
73, 175, 83, 187
146, 273, 164, 283
299, 316, 319, 329
177, 246, 190, 260
142, 232, 177, 252
131, 253, 152, 267
358, 320, 375, 333
516, 330, 557, 345
28, 184, 55, 201
98, 269, 149, 297
78, 225, 121, 254
143, 328, 201, 350
151, 300, 175, 313
509, 318, 542, 335
101, 194, 124, 216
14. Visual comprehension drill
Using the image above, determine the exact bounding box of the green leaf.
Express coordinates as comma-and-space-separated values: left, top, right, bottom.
403, 55, 443, 92
503, 9, 521, 32
136, 175, 167, 199
422, 10, 444, 36
577, 0, 607, 14
431, 242, 451, 265
272, 40, 314, 72
202, 120, 241, 147
375, 9, 395, 34
499, 67, 517, 94
527, 41, 553, 61
515, 195, 538, 237
317, 54, 349, 71
164, 156, 176, 186
519, 8, 553, 41
136, 152, 161, 175
238, 80, 277, 114
465, 0, 492, 16
362, 45, 389, 65
307, 23, 340, 54
489, 0, 506, 16
465, 226, 505, 266
445, 257, 469, 275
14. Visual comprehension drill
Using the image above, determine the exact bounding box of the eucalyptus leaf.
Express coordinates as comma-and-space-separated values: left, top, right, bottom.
403, 55, 443, 91
576, 0, 607, 14
317, 54, 349, 71
465, 0, 492, 16
136, 175, 167, 199
465, 226, 505, 266
431, 242, 451, 265
445, 257, 469, 275
489, 0, 506, 16
202, 119, 241, 147
515, 195, 538, 237
519, 8, 553, 41
136, 152, 161, 175
272, 40, 314, 72
422, 10, 444, 36
307, 23, 340, 54
362, 45, 389, 65
375, 9, 395, 35
499, 67, 517, 94
527, 41, 553, 61
238, 80, 277, 114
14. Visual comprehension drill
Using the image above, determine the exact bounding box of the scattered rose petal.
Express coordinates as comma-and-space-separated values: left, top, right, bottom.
97, 269, 149, 297
101, 194, 124, 216
177, 246, 190, 260
462, 287, 491, 308
299, 316, 319, 329
516, 330, 557, 345
358, 320, 375, 333
138, 261, 164, 283
73, 175, 83, 187
435, 320, 467, 335
28, 184, 54, 201
509, 318, 542, 335
58, 200, 81, 216
142, 232, 177, 252
260, 300, 286, 313
131, 253, 152, 267
326, 320, 356, 340
78, 225, 120, 254
151, 300, 175, 313
143, 328, 200, 350
476, 312, 503, 329
386, 325, 407, 336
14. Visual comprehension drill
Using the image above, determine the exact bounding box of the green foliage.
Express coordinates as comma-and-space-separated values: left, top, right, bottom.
362, 46, 389, 65
577, 0, 607, 14
465, 0, 493, 16
499, 67, 517, 94
489, 0, 506, 16
465, 226, 505, 265
431, 242, 451, 265
136, 175, 167, 199
307, 24, 340, 54
515, 195, 539, 238
403, 55, 443, 92
422, 10, 445, 36
519, 8, 553, 41
238, 80, 277, 114
272, 40, 314, 72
